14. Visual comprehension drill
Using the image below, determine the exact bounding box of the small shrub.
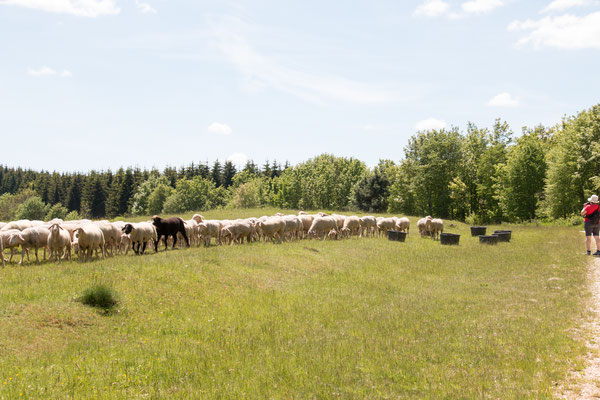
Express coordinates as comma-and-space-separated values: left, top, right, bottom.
46, 203, 69, 220
15, 196, 49, 220
65, 210, 81, 221
78, 284, 119, 311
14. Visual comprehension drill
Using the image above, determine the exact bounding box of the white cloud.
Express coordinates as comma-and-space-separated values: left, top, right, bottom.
212, 19, 397, 105
487, 92, 519, 107
135, 0, 156, 14
0, 0, 120, 17
461, 0, 504, 14
415, 118, 447, 131
541, 0, 595, 13
207, 122, 232, 136
413, 0, 450, 17
60, 69, 72, 77
227, 152, 248, 166
508, 11, 600, 49
28, 66, 56, 76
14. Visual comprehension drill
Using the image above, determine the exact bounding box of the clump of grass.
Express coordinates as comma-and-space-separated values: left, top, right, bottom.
78, 284, 119, 312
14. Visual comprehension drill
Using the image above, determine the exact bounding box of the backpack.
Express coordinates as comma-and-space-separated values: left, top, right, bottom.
588, 204, 600, 224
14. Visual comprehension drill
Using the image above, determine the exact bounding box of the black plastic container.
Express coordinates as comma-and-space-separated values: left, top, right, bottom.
440, 233, 460, 245
470, 226, 487, 236
494, 230, 512, 240
387, 230, 407, 242
492, 231, 511, 242
479, 235, 498, 245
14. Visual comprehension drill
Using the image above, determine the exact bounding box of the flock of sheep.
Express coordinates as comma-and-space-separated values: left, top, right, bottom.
0, 212, 444, 265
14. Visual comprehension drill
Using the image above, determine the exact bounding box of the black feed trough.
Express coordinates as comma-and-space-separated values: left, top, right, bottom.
479, 235, 498, 245
492, 231, 511, 242
494, 230, 512, 240
470, 226, 487, 236
387, 230, 407, 242
440, 233, 460, 245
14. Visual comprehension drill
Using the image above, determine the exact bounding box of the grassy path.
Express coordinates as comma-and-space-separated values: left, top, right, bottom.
559, 257, 600, 399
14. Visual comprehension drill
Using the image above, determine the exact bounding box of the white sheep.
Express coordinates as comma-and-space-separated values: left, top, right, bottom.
7, 226, 50, 264
307, 216, 338, 240
122, 222, 157, 255
73, 224, 105, 261
47, 223, 72, 263
376, 217, 396, 237
430, 218, 444, 240
396, 217, 410, 233
342, 216, 361, 238
359, 216, 377, 237
417, 216, 433, 238
197, 220, 222, 246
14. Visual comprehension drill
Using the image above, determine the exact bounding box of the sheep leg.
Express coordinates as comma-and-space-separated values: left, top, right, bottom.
141, 241, 147, 255
172, 234, 178, 249
19, 247, 26, 265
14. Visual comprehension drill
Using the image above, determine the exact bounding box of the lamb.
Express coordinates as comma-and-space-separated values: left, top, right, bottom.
73, 224, 105, 261
196, 220, 222, 246
417, 216, 433, 238
430, 218, 444, 240
307, 216, 338, 240
47, 223, 72, 263
359, 216, 377, 237
122, 222, 157, 255
7, 226, 50, 264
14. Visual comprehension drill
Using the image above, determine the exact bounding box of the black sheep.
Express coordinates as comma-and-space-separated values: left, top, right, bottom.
151, 216, 190, 251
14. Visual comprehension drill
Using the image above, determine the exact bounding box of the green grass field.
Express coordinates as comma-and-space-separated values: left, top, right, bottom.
0, 209, 592, 398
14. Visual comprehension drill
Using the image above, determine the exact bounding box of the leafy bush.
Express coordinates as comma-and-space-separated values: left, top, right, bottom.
230, 180, 262, 208
78, 284, 119, 311
65, 210, 81, 221
15, 196, 49, 220
46, 203, 69, 220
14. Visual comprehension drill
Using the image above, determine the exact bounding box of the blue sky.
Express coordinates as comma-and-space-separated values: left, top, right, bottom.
1, 0, 599, 172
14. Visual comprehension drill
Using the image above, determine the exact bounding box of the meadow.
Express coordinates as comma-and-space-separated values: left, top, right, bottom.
0, 208, 592, 399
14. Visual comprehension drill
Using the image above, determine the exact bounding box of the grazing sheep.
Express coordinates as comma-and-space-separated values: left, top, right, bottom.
342, 216, 361, 238
417, 216, 433, 238
192, 214, 204, 224
221, 221, 256, 245
430, 218, 444, 240
331, 214, 346, 231
0, 222, 5, 230
73, 224, 105, 261
122, 222, 157, 255
359, 216, 377, 237
197, 220, 222, 246
47, 223, 72, 263
255, 217, 286, 243
327, 229, 338, 240
297, 214, 315, 239
7, 226, 50, 264
152, 216, 189, 250
396, 217, 410, 233
282, 215, 302, 241
376, 217, 396, 237
307, 216, 338, 240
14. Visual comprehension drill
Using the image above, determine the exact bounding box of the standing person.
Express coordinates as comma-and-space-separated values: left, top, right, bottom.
581, 194, 600, 255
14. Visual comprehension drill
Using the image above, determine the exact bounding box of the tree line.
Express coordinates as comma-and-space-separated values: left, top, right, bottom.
1, 104, 599, 224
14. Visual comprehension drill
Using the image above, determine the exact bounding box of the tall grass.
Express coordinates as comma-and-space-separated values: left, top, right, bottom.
0, 209, 591, 398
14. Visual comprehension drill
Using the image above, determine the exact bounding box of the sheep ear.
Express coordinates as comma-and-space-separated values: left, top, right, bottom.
59, 225, 64, 230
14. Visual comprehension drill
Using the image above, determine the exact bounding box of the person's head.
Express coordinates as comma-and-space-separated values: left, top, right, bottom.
589, 194, 599, 204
